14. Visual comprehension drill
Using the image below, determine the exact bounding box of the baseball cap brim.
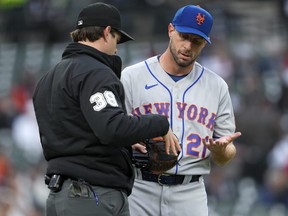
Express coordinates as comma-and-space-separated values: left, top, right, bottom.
76, 3, 134, 44
117, 30, 134, 44
174, 25, 211, 44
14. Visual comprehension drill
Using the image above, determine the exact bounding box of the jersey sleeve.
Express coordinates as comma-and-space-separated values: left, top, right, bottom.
77, 68, 169, 147
213, 84, 236, 138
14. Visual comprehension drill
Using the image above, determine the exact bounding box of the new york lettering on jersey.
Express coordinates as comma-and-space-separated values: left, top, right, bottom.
131, 102, 216, 131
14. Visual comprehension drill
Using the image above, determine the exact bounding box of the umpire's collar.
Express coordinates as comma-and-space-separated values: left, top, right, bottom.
62, 42, 122, 78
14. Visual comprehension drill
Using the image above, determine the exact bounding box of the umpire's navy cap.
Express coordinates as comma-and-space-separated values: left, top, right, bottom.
76, 2, 134, 44
172, 5, 213, 44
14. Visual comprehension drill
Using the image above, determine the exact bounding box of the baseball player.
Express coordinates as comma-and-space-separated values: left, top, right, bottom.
121, 5, 241, 216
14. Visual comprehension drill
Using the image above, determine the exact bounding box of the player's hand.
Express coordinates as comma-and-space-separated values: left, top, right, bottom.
162, 128, 181, 156
202, 132, 241, 153
132, 143, 147, 154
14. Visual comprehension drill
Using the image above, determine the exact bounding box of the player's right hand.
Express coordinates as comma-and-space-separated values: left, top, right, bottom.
163, 128, 181, 156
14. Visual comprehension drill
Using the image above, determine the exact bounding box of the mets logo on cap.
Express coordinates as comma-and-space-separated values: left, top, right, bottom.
196, 13, 205, 25
172, 5, 213, 44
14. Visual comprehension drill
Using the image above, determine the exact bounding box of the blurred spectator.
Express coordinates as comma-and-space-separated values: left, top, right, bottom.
10, 71, 36, 115
0, 145, 16, 216
0, 163, 47, 216
261, 114, 288, 207
280, 0, 288, 27
0, 112, 46, 216
0, 96, 14, 129
200, 40, 234, 83
11, 99, 43, 166
278, 50, 288, 112
0, 146, 13, 186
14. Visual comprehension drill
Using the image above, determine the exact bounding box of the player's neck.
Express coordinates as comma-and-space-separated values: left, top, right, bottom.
159, 52, 194, 76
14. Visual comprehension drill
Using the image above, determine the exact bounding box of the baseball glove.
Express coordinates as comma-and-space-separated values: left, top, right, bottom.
132, 137, 179, 174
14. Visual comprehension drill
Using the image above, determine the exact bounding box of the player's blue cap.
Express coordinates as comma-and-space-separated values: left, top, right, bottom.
172, 5, 213, 44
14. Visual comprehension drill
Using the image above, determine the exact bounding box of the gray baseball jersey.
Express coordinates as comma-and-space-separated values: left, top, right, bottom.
121, 56, 236, 176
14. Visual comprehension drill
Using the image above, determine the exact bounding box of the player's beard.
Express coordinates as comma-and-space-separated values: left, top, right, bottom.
169, 40, 198, 68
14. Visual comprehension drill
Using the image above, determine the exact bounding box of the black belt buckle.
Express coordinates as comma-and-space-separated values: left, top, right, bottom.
47, 174, 64, 192
157, 173, 171, 186
191, 175, 200, 182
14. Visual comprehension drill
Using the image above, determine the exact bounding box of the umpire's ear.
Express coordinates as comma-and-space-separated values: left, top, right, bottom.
103, 26, 112, 42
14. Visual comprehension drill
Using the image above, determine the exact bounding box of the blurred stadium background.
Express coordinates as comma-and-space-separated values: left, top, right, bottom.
0, 0, 288, 215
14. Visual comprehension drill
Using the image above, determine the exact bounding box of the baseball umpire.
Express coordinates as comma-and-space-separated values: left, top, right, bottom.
32, 2, 181, 216
121, 5, 242, 216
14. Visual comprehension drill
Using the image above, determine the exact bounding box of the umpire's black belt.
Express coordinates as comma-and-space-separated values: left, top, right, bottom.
141, 171, 201, 186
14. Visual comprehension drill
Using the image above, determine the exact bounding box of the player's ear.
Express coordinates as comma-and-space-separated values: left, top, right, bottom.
168, 23, 175, 37
203, 40, 208, 47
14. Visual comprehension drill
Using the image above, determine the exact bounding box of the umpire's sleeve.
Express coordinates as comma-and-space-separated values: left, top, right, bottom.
79, 69, 169, 147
